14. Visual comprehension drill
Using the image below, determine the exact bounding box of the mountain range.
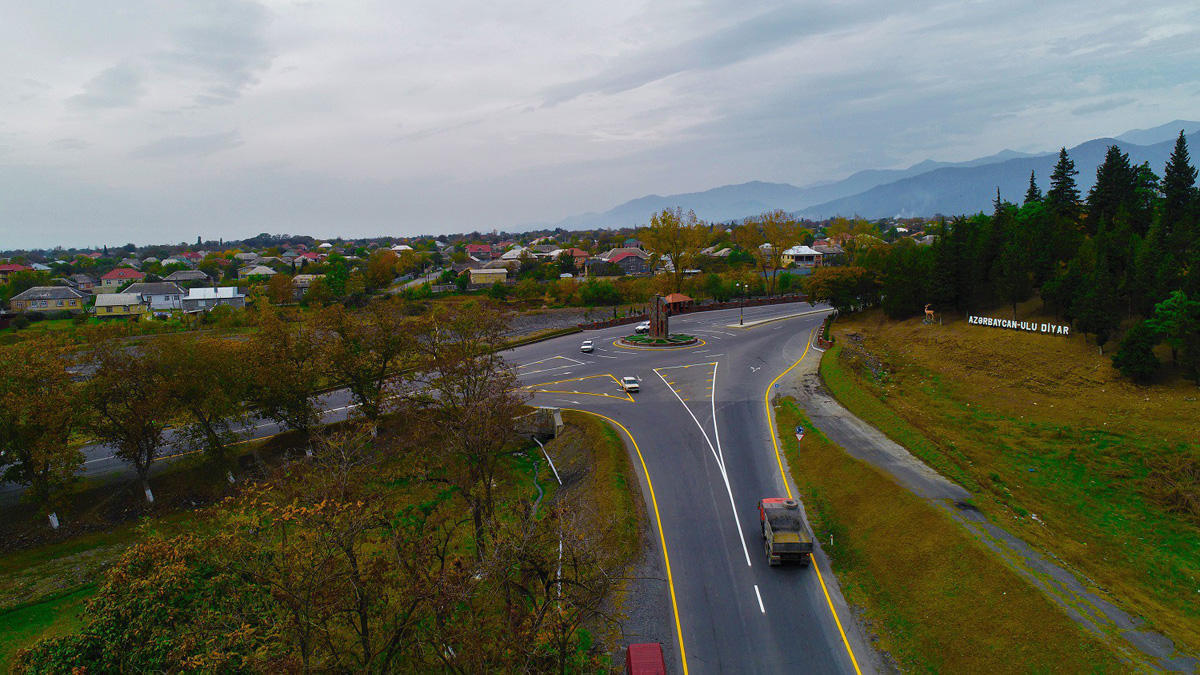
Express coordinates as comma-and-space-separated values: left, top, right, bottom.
557, 120, 1200, 227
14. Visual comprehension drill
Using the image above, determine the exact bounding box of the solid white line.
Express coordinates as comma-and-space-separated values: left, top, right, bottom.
653, 365, 752, 567
592, 354, 619, 359
754, 585, 766, 613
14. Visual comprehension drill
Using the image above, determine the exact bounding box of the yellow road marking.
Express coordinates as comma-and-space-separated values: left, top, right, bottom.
563, 409, 688, 675
520, 374, 634, 402
764, 329, 862, 675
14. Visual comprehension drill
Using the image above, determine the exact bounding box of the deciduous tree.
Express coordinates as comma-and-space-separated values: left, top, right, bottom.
245, 309, 325, 437
317, 300, 413, 421
639, 207, 705, 293
0, 339, 83, 523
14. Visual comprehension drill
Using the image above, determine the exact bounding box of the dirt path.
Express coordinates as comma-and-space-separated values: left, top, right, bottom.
786, 343, 1198, 673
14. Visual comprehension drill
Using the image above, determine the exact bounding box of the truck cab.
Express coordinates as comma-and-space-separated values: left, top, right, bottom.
758, 497, 813, 566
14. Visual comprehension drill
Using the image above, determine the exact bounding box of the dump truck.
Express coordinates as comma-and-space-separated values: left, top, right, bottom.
758, 497, 813, 566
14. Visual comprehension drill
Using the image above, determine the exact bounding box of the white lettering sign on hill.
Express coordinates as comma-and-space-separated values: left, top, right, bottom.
967, 315, 1070, 336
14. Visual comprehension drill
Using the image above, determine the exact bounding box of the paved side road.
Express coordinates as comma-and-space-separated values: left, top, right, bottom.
785, 346, 1198, 673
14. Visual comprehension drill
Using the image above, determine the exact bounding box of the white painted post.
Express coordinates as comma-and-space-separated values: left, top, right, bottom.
145, 487, 155, 503
227, 471, 236, 484
305, 445, 314, 458
48, 512, 60, 529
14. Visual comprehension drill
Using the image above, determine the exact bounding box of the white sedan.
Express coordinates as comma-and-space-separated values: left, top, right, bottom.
621, 376, 640, 393
580, 340, 594, 353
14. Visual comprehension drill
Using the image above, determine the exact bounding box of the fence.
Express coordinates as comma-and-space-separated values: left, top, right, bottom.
576, 294, 810, 330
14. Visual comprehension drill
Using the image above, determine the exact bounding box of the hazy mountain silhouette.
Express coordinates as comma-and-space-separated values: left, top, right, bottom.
556, 121, 1200, 226
799, 131, 1200, 219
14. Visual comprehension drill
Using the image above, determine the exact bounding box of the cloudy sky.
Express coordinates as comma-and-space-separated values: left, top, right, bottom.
1, 0, 1198, 249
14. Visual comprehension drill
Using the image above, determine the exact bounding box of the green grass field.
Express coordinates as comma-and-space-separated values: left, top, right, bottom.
0, 587, 94, 672
775, 399, 1120, 672
823, 309, 1200, 656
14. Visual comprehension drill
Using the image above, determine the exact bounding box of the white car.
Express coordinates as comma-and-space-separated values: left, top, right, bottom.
580, 340, 594, 353
621, 376, 640, 393
635, 321, 651, 334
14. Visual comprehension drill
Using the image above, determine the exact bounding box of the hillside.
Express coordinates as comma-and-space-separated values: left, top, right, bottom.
824, 306, 1200, 657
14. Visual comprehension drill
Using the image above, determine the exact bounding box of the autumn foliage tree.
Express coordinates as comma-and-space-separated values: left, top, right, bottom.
638, 207, 706, 293
245, 308, 326, 437
317, 298, 413, 421
0, 339, 84, 524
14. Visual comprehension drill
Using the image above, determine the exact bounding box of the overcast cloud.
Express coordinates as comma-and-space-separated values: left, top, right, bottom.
1, 0, 1198, 249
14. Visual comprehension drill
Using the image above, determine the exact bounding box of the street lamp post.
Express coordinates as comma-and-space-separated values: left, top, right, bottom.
737, 282, 745, 325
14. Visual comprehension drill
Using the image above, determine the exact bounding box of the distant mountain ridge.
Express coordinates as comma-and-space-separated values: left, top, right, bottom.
555, 120, 1200, 226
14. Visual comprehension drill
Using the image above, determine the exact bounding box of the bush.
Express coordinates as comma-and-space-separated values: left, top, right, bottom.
579, 280, 622, 306
47, 310, 74, 321
1112, 320, 1160, 383
24, 311, 46, 323
11, 314, 30, 330
488, 282, 509, 300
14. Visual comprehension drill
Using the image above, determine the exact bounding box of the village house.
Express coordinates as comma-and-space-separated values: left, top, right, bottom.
0, 263, 32, 283
98, 267, 146, 293
291, 274, 324, 301
9, 286, 88, 313
163, 270, 211, 285
95, 292, 149, 318
62, 273, 99, 292
123, 282, 185, 311
598, 247, 651, 275
781, 245, 824, 268
468, 267, 508, 285
182, 286, 246, 312
238, 265, 278, 280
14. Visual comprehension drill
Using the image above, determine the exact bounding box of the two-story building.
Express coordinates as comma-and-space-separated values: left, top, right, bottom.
182, 286, 246, 312
98, 267, 146, 293
123, 282, 185, 311
95, 292, 148, 318
8, 286, 88, 313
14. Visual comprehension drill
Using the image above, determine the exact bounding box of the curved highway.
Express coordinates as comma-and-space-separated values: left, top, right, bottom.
508, 303, 876, 674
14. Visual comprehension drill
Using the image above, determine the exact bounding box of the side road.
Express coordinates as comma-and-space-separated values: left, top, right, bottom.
786, 345, 1198, 673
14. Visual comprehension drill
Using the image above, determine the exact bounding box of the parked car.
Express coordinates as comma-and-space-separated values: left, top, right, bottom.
635, 321, 650, 334
580, 339, 594, 353
621, 376, 640, 393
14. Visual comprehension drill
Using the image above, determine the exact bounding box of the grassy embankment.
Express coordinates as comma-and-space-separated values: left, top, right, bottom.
774, 398, 1120, 672
820, 308, 1200, 656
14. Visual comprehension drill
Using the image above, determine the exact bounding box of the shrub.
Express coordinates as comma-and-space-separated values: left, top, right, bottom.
1112, 320, 1160, 383
11, 314, 31, 330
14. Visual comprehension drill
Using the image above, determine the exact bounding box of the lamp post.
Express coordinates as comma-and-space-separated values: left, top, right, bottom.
736, 282, 745, 325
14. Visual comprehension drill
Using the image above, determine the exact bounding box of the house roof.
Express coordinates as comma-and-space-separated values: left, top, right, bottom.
390, 244, 413, 251
164, 270, 210, 282
185, 286, 244, 300
662, 293, 693, 304
95, 292, 145, 307
600, 247, 649, 261
101, 268, 145, 280
123, 282, 184, 296
561, 248, 590, 257
239, 265, 277, 276
465, 244, 492, 253
68, 273, 97, 284
783, 245, 822, 256
607, 251, 648, 264
469, 267, 507, 275
10, 286, 87, 302
0, 263, 32, 273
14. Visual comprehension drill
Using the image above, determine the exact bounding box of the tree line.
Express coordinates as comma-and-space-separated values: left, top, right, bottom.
0, 299, 527, 529
10, 299, 630, 671
802, 131, 1200, 384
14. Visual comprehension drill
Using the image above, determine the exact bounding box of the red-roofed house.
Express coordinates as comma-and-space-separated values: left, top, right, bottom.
465, 244, 493, 259
605, 250, 650, 275
0, 263, 32, 283
662, 293, 694, 313
180, 251, 203, 262
98, 267, 146, 293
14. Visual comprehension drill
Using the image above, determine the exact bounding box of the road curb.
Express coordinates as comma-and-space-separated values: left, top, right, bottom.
728, 307, 831, 329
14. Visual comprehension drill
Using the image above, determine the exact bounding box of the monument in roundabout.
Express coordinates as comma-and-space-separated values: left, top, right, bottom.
618, 294, 698, 348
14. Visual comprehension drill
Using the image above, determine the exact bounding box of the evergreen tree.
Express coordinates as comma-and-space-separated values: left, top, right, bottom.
1145, 290, 1200, 365
1087, 145, 1136, 236
1046, 147, 1081, 222
928, 220, 960, 311
1160, 130, 1198, 242
1023, 170, 1042, 205
994, 236, 1033, 318
1111, 320, 1160, 383
1072, 249, 1120, 350
1130, 221, 1172, 315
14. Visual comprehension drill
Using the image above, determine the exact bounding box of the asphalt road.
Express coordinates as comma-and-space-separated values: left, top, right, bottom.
508, 303, 876, 674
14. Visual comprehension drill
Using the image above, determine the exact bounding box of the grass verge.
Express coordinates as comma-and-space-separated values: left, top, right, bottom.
0, 586, 93, 672
822, 310, 1200, 654
776, 398, 1120, 672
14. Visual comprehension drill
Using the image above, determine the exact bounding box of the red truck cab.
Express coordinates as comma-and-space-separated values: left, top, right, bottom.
626, 642, 666, 674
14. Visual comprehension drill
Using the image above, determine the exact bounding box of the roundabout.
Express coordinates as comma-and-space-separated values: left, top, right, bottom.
615, 333, 702, 349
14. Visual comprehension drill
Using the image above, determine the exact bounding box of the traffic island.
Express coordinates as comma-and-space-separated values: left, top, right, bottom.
617, 333, 699, 349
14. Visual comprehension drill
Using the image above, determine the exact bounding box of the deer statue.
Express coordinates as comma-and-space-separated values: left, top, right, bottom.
924, 303, 936, 325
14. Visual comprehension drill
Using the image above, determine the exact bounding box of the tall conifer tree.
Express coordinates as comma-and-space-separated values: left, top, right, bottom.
1046, 147, 1081, 222
1160, 130, 1197, 247
1024, 170, 1042, 204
